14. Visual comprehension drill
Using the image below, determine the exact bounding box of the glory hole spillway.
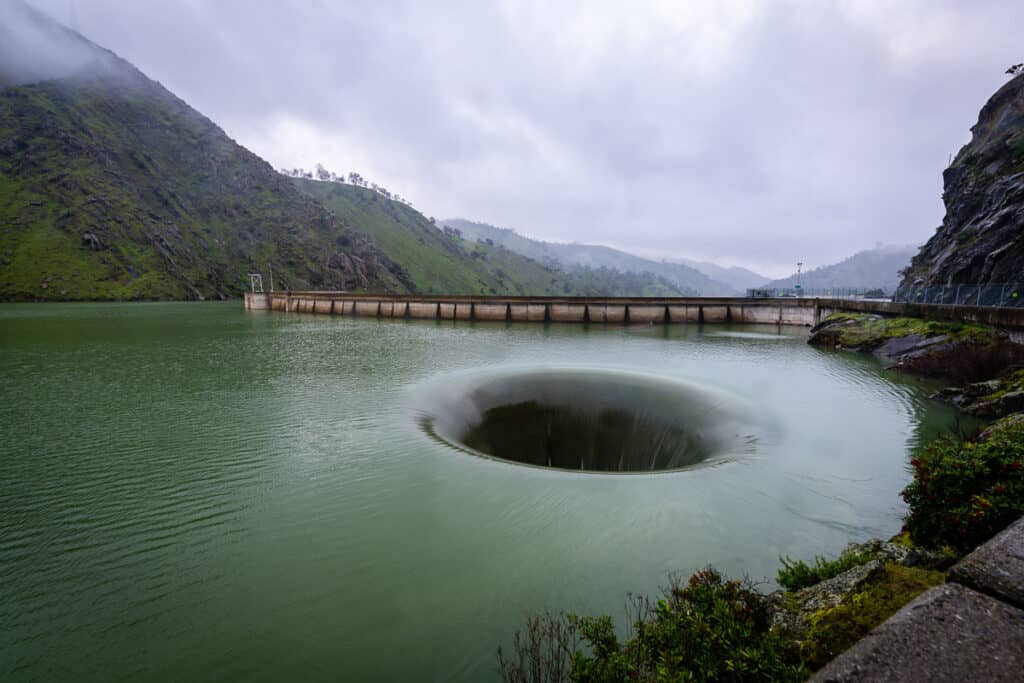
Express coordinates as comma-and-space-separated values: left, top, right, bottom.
425, 369, 759, 473
0, 300, 969, 682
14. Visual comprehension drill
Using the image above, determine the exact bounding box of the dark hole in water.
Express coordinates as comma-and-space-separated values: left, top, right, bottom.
426, 370, 753, 474
461, 400, 710, 471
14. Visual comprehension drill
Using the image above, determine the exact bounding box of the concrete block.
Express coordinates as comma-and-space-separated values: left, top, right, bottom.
628, 304, 665, 324
948, 517, 1024, 610
354, 301, 380, 317
407, 302, 437, 319
550, 304, 586, 322
392, 302, 408, 318
298, 298, 315, 314
586, 305, 607, 323
667, 305, 699, 323
702, 305, 728, 323
811, 583, 1024, 682
737, 305, 781, 324
604, 305, 626, 323
378, 301, 394, 318
313, 299, 332, 314
782, 307, 816, 325
474, 303, 508, 321
333, 300, 354, 315
271, 297, 287, 312
438, 303, 456, 320
526, 304, 548, 322
245, 293, 270, 310
508, 304, 529, 322
455, 303, 473, 320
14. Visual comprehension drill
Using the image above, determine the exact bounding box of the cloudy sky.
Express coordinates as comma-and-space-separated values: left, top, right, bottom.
26, 0, 1024, 276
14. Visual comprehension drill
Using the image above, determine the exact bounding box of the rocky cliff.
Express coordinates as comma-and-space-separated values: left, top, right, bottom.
901, 73, 1024, 287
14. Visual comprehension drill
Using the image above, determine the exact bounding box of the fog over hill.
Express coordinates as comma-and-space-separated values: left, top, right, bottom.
444, 218, 739, 295
760, 245, 917, 293
670, 258, 768, 293
0, 1, 695, 301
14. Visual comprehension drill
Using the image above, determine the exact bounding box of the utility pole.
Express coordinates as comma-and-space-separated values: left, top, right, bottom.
796, 261, 803, 297
268, 263, 274, 292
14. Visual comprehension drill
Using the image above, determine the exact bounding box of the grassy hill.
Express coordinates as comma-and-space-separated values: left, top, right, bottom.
0, 2, 687, 302
294, 179, 685, 297
443, 218, 736, 295
0, 2, 410, 301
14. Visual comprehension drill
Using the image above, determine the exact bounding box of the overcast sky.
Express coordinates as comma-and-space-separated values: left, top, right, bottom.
25, 0, 1024, 277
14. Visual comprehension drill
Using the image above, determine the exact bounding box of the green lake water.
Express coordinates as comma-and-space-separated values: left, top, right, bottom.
0, 302, 962, 681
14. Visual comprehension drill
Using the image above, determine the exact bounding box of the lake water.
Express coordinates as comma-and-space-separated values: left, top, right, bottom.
0, 302, 961, 681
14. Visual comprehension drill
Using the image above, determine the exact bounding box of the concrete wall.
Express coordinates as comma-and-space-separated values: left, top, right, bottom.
628, 304, 664, 324
550, 303, 586, 322
355, 301, 380, 317
702, 306, 728, 323
408, 302, 438, 319
475, 303, 508, 321
244, 293, 270, 310
245, 292, 1024, 331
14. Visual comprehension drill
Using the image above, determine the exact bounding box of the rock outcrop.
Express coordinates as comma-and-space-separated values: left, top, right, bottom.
901, 73, 1024, 289
934, 370, 1024, 418
768, 539, 949, 643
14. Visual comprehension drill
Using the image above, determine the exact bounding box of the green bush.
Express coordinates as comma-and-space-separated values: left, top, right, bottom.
902, 415, 1024, 553
499, 568, 806, 682
776, 548, 877, 591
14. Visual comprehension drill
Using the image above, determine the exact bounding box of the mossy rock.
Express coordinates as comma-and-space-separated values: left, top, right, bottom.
799, 563, 945, 670
811, 313, 993, 351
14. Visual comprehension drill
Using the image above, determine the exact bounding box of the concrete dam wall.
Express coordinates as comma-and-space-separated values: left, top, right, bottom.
245, 292, 1024, 331
245, 292, 824, 325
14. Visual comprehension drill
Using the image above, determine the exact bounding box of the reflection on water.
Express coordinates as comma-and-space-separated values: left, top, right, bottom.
0, 303, 964, 682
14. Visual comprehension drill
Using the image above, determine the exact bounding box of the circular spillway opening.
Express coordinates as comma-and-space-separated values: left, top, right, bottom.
423, 369, 757, 473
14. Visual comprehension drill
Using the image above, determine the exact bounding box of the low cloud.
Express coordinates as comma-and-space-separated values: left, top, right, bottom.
22, 0, 1024, 276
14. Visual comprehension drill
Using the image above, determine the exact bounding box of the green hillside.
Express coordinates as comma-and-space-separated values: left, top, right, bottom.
294, 179, 685, 297
0, 2, 685, 302
0, 3, 410, 301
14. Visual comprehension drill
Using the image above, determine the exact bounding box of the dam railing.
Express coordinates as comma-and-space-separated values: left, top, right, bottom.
894, 283, 1024, 307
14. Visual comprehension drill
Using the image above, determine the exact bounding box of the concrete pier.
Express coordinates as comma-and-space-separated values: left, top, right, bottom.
244, 292, 1024, 330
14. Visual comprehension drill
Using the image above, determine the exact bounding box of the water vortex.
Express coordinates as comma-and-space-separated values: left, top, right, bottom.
423, 369, 757, 473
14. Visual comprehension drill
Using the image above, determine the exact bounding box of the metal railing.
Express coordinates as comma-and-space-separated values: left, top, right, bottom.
893, 283, 1024, 307
747, 287, 881, 299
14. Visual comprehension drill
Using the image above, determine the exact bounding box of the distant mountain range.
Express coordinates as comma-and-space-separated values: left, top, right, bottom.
443, 219, 748, 295
760, 245, 916, 293
671, 258, 768, 293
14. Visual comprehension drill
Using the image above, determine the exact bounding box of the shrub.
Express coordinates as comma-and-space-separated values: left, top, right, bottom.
901, 415, 1024, 553
497, 612, 576, 683
499, 568, 806, 682
776, 548, 877, 591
